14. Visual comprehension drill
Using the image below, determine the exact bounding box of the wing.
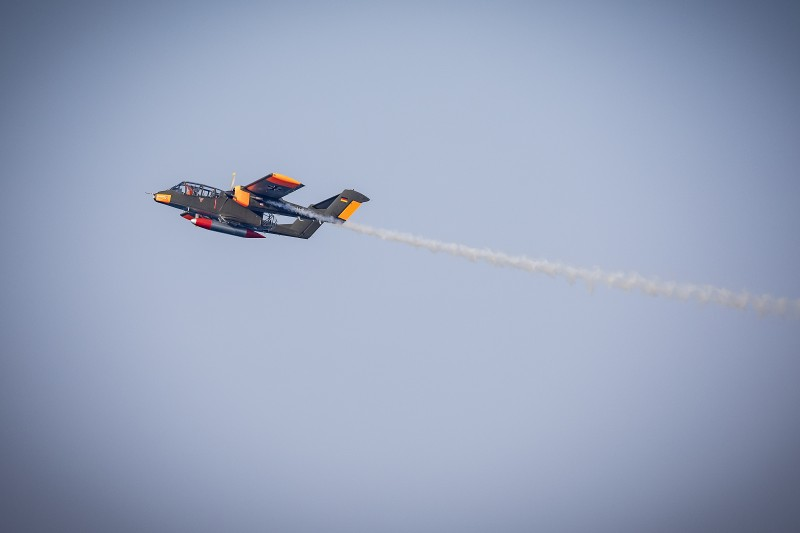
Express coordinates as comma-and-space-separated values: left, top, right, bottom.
243, 173, 304, 199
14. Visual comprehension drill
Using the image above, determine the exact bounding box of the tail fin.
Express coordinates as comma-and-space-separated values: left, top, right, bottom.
267, 189, 369, 239
311, 189, 370, 222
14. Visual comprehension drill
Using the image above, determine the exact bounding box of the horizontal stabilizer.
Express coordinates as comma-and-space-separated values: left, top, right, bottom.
268, 219, 323, 239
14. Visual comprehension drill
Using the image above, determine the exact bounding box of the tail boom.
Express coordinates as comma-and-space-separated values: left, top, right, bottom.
266, 189, 369, 239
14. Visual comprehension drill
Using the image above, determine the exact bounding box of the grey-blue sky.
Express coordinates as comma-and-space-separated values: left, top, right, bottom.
2, 1, 799, 532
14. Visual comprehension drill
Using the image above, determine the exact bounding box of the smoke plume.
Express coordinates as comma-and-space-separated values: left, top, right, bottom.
340, 222, 800, 318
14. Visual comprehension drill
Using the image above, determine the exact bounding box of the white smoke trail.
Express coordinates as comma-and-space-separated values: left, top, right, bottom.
340, 222, 800, 318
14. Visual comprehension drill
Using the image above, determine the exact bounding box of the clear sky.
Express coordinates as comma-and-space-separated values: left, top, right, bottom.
2, 1, 799, 531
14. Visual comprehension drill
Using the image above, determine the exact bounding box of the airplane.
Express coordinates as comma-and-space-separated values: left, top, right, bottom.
151, 172, 369, 239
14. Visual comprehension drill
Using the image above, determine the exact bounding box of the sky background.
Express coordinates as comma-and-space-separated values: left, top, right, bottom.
2, 1, 799, 531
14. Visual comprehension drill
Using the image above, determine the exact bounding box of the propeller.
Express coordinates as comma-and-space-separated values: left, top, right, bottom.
224, 172, 237, 199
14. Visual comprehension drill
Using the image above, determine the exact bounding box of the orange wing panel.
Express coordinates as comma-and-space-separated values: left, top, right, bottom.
266, 173, 302, 189
245, 173, 305, 198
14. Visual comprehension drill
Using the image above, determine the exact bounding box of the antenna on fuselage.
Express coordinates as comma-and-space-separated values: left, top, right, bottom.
230, 172, 237, 190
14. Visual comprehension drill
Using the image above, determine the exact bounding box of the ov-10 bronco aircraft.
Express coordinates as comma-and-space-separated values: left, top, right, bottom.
151, 172, 369, 239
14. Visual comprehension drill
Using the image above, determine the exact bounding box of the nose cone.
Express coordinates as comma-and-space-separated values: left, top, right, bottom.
154, 193, 172, 204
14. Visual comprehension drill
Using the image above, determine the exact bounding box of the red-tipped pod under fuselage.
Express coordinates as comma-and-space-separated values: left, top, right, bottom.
181, 214, 265, 238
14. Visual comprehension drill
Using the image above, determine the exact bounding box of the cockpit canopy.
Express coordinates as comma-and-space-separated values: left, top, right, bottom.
170, 181, 225, 198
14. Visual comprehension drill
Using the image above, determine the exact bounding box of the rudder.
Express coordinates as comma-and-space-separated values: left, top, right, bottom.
312, 189, 370, 222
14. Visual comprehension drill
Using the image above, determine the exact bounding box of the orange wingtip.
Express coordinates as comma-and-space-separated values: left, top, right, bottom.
267, 173, 302, 188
